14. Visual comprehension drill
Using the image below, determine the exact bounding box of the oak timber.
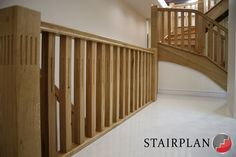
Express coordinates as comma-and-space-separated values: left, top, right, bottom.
0, 6, 41, 157
59, 35, 72, 152
74, 39, 86, 144
86, 41, 97, 137
41, 32, 57, 157
205, 0, 228, 22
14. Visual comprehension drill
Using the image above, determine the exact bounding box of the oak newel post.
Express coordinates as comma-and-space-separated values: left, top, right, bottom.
0, 6, 41, 157
151, 5, 158, 48
151, 5, 159, 100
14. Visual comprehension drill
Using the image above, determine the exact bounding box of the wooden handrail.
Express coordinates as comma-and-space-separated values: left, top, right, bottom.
41, 22, 153, 54
171, 0, 224, 14
40, 16, 158, 157
157, 8, 228, 32
205, 0, 224, 14
172, 1, 198, 9
151, 5, 228, 71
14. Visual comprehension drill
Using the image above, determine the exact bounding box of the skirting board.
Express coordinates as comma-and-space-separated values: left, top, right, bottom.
158, 89, 226, 98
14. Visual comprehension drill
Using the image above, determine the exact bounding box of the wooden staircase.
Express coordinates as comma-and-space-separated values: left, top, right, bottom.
151, 2, 228, 90
205, 0, 228, 22
164, 26, 196, 48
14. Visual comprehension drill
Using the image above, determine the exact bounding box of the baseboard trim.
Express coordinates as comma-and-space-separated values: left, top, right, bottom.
158, 89, 226, 98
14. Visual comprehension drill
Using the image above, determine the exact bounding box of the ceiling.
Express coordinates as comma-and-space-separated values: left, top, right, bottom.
165, 0, 189, 4
122, 0, 189, 18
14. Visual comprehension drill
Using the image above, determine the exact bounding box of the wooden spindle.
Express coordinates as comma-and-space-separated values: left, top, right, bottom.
86, 41, 97, 137
96, 43, 105, 132
208, 0, 211, 10
195, 14, 199, 51
140, 52, 144, 106
113, 46, 120, 123
126, 49, 131, 113
208, 24, 213, 60
136, 51, 140, 109
221, 36, 225, 66
168, 11, 171, 44
144, 53, 147, 104
105, 45, 113, 127
149, 54, 152, 102
174, 11, 178, 46
41, 32, 57, 157
198, 0, 204, 12
161, 11, 165, 43
152, 49, 158, 101
188, 12, 192, 50
147, 54, 149, 102
74, 39, 86, 143
120, 48, 126, 119
131, 50, 136, 113
59, 35, 72, 152
197, 15, 205, 54
225, 33, 228, 70
181, 12, 185, 48
213, 30, 218, 62
217, 28, 222, 65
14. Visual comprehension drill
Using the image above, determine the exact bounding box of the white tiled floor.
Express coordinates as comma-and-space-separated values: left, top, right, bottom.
73, 94, 236, 157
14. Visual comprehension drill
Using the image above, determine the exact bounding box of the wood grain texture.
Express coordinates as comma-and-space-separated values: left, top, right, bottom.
148, 54, 152, 102
41, 32, 57, 157
151, 6, 158, 48
174, 11, 178, 46
119, 48, 126, 119
168, 11, 171, 45
86, 41, 97, 137
136, 51, 140, 109
96, 43, 106, 132
0, 6, 41, 157
60, 102, 152, 157
126, 49, 131, 113
59, 35, 72, 152
156, 7, 227, 32
41, 22, 153, 54
130, 50, 136, 113
198, 0, 204, 12
208, 24, 213, 59
74, 39, 86, 144
181, 12, 185, 48
105, 45, 113, 127
151, 48, 158, 101
188, 12, 192, 50
143, 53, 147, 104
140, 52, 144, 106
113, 46, 120, 123
205, 0, 228, 20
146, 55, 150, 102
0, 5, 156, 157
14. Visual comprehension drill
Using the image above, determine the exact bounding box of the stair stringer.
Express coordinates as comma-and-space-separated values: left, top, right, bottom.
205, 0, 228, 22
158, 43, 227, 91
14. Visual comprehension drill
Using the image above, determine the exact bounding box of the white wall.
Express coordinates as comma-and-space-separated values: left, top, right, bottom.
0, 0, 147, 47
158, 61, 226, 97
0, 0, 225, 97
227, 0, 236, 118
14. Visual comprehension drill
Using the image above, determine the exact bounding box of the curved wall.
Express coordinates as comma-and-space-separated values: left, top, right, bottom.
158, 61, 226, 96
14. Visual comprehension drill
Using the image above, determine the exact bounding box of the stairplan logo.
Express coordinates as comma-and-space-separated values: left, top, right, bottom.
213, 133, 232, 154
144, 133, 233, 154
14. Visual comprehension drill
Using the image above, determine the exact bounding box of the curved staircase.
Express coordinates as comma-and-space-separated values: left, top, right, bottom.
151, 1, 228, 90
